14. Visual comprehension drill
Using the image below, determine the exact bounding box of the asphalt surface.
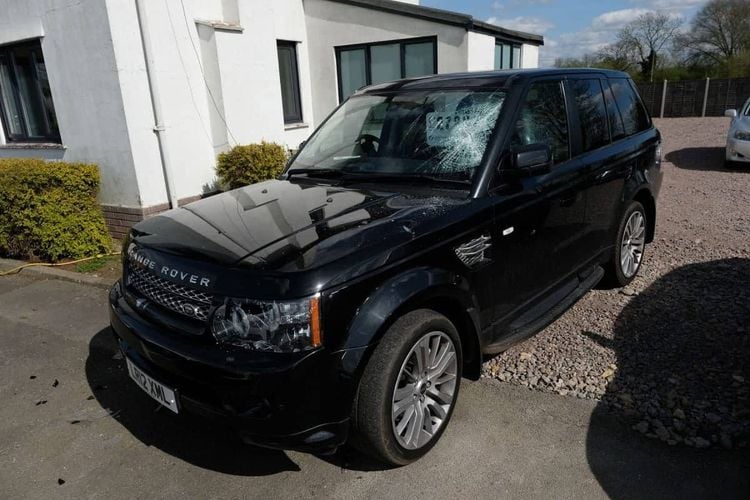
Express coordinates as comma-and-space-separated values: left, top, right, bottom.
0, 275, 748, 499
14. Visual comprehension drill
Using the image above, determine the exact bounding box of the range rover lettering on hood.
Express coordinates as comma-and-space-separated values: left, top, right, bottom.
128, 245, 216, 289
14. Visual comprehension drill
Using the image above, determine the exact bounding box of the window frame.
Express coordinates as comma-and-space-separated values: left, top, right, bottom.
605, 77, 652, 139
567, 77, 612, 154
602, 79, 627, 141
509, 77, 573, 167
334, 36, 438, 103
0, 39, 60, 144
494, 41, 522, 70
276, 40, 304, 125
563, 75, 612, 157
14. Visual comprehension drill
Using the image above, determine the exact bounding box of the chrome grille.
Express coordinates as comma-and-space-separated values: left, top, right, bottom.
127, 266, 213, 321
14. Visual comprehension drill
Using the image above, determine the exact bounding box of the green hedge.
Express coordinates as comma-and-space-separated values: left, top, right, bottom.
216, 142, 289, 190
0, 159, 111, 262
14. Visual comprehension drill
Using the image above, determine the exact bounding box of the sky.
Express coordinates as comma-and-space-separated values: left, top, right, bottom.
420, 0, 709, 66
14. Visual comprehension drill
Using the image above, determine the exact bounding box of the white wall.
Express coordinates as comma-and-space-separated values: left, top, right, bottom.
0, 0, 540, 211
521, 43, 539, 69
108, 0, 314, 207
0, 0, 145, 207
467, 31, 496, 71
304, 0, 470, 125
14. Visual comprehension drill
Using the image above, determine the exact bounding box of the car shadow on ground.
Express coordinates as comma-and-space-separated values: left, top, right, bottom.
85, 328, 304, 476
586, 258, 750, 499
85, 327, 392, 475
665, 147, 747, 172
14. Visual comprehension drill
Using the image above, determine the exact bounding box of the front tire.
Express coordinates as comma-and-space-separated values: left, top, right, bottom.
604, 201, 647, 287
350, 309, 462, 466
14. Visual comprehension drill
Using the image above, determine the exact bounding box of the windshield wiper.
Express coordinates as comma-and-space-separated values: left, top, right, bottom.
286, 168, 344, 179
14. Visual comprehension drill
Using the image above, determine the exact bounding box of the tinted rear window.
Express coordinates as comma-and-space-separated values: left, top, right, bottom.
610, 78, 650, 136
570, 79, 609, 152
603, 82, 626, 140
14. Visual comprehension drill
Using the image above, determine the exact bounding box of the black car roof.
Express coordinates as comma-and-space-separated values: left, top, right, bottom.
357, 68, 631, 94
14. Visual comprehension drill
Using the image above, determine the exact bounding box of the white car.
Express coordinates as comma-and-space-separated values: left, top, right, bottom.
725, 97, 750, 167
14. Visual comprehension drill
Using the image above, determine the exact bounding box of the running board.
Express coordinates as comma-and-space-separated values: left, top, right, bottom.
484, 265, 605, 354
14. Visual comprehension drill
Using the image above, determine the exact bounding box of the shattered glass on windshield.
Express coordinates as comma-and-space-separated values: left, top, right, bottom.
289, 89, 506, 184
426, 92, 505, 173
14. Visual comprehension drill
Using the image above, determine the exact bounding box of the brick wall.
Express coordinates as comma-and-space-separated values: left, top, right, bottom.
102, 194, 204, 240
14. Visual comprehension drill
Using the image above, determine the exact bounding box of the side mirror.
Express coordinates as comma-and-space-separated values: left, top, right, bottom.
298, 140, 307, 150
725, 109, 738, 118
500, 144, 552, 179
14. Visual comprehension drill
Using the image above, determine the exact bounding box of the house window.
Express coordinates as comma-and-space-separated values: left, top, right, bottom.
277, 41, 303, 124
336, 37, 437, 102
0, 40, 60, 143
494, 42, 521, 70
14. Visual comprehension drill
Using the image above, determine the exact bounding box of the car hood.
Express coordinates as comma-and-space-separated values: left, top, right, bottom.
131, 179, 469, 275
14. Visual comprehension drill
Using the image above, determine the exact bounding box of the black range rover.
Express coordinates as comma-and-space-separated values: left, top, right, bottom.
109, 69, 662, 465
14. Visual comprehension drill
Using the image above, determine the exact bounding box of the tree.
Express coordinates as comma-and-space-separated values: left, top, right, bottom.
553, 53, 603, 69
618, 12, 682, 82
597, 41, 637, 73
677, 0, 750, 76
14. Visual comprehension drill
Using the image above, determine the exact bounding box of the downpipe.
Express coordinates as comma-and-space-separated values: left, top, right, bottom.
135, 0, 179, 210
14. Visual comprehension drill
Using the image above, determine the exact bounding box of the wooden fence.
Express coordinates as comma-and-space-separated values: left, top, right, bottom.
636, 77, 750, 118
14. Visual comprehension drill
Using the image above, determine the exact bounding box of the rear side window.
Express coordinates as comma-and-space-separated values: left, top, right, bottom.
610, 78, 650, 136
511, 80, 570, 164
569, 79, 609, 152
603, 82, 626, 140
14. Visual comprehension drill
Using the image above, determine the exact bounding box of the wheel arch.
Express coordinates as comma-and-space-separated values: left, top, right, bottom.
343, 267, 484, 381
632, 188, 656, 243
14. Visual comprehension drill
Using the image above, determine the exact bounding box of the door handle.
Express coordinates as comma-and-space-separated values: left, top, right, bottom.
596, 163, 634, 182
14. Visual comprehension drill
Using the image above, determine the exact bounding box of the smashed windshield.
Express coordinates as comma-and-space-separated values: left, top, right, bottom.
290, 90, 506, 184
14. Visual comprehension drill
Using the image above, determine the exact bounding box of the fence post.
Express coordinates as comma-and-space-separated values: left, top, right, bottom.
660, 79, 668, 118
701, 77, 710, 117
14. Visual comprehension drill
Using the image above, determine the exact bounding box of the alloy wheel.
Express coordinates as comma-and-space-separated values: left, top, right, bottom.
391, 331, 458, 450
620, 210, 646, 278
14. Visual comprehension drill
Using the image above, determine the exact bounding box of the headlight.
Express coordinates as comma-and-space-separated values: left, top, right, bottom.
735, 130, 750, 141
211, 295, 322, 352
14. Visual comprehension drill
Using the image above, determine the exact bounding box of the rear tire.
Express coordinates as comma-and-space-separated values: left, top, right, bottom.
350, 309, 462, 466
603, 201, 647, 288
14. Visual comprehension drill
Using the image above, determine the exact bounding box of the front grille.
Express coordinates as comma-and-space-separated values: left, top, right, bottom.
127, 266, 213, 322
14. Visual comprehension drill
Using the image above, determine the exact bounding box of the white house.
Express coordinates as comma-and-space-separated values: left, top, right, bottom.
0, 0, 543, 237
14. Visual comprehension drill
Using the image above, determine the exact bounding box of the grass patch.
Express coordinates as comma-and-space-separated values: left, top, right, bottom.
75, 257, 110, 273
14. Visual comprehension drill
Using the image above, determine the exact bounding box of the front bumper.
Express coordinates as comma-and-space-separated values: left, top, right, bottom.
108, 282, 362, 453
727, 138, 750, 163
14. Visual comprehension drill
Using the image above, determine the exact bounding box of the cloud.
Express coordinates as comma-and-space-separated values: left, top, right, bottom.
486, 15, 554, 34
629, 0, 705, 11
538, 8, 655, 66
535, 0, 705, 66
592, 8, 652, 29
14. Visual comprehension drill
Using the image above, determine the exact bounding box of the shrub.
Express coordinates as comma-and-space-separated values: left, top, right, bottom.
0, 159, 111, 262
216, 142, 289, 190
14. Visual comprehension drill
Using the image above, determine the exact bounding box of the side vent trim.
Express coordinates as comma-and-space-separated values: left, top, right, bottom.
454, 234, 492, 269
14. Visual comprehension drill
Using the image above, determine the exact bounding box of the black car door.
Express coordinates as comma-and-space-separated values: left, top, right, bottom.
489, 78, 588, 328
581, 77, 655, 254
565, 76, 621, 262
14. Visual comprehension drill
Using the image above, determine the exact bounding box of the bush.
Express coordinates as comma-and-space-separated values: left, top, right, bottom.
216, 142, 289, 189
0, 159, 111, 262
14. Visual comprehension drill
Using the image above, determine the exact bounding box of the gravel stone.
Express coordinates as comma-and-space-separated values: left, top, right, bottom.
481, 117, 750, 449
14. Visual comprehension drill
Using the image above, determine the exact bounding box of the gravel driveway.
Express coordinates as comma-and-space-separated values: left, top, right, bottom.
482, 117, 750, 449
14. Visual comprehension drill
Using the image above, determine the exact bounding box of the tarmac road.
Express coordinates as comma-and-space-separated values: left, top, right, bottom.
0, 275, 748, 499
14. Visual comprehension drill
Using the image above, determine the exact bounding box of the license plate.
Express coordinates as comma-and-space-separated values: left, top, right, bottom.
126, 358, 179, 413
